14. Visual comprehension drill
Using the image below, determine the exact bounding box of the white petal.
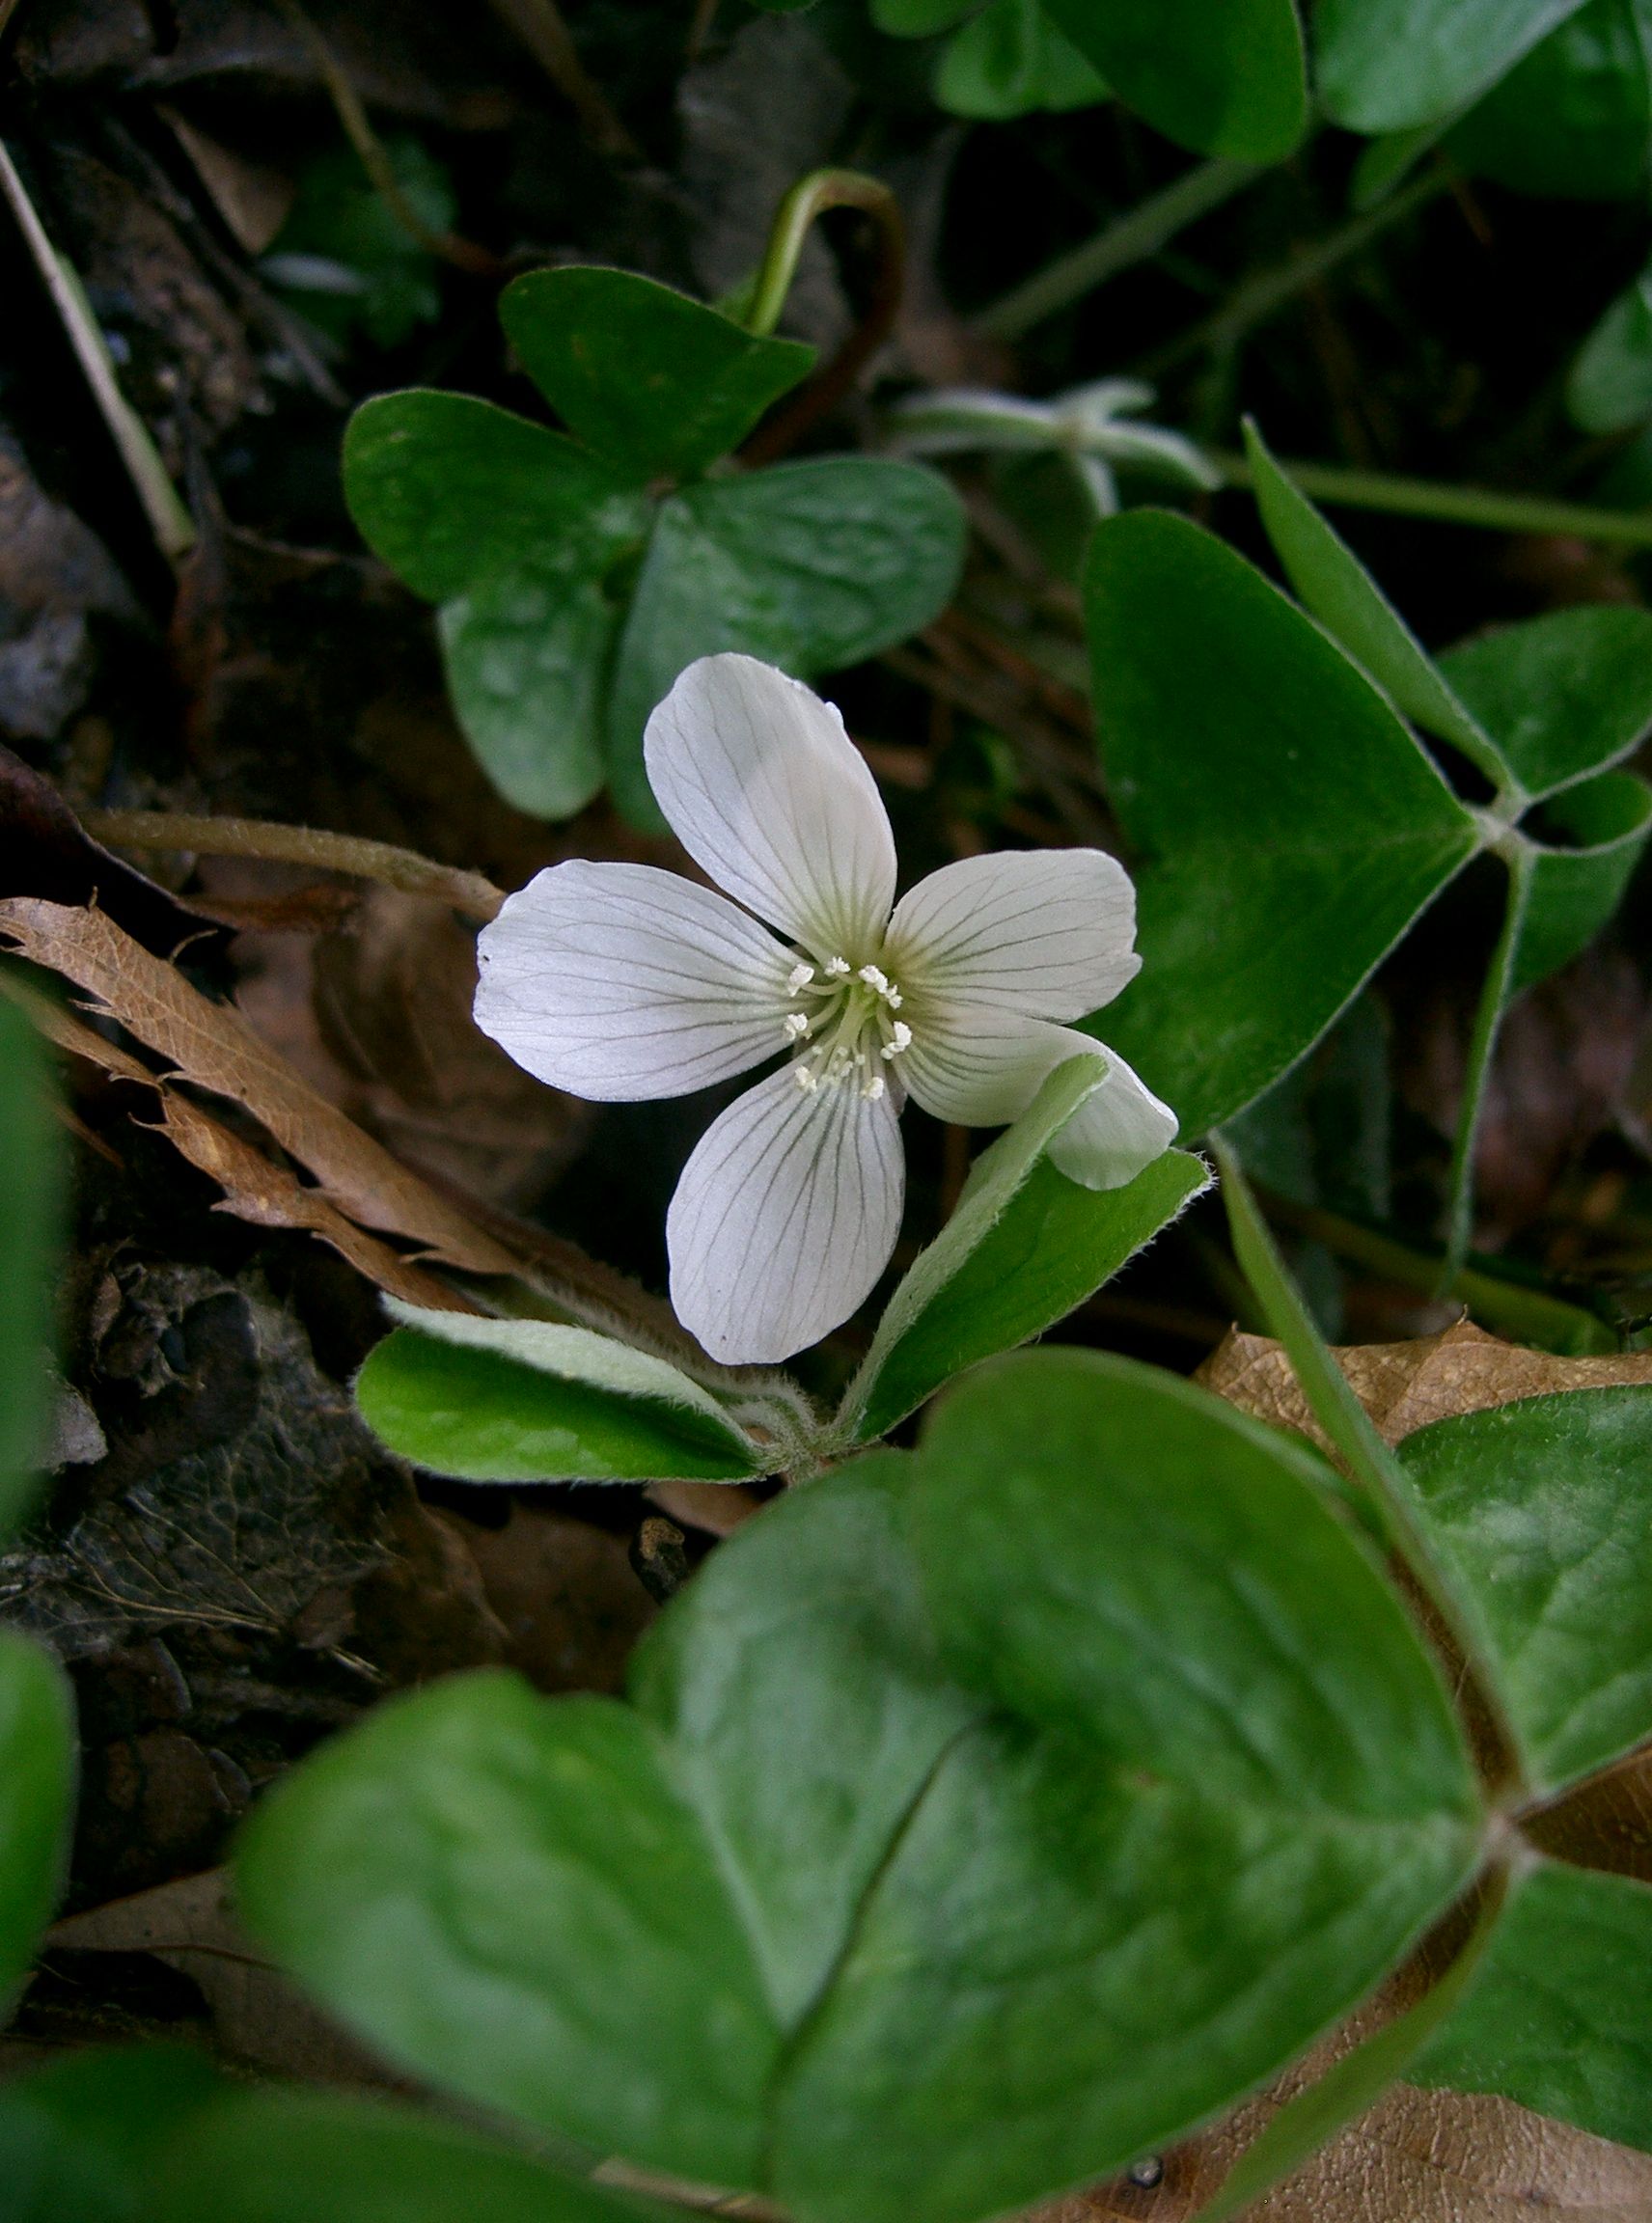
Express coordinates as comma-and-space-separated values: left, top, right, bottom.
887, 848, 1140, 1024
1047, 1042, 1179, 1191
644, 654, 897, 958
900, 1006, 1087, 1129
667, 1063, 904, 1364
474, 860, 793, 1102
901, 1009, 1177, 1189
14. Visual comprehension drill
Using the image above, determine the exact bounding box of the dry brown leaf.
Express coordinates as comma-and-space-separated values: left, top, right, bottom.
1055, 2083, 1652, 2222
0, 897, 517, 1276
1198, 1315, 1652, 1456
10, 975, 477, 1313
452, 1502, 656, 1694
47, 1868, 399, 2089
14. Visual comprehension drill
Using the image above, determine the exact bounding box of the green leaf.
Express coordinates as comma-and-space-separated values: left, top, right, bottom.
0, 2045, 225, 2223
1437, 603, 1652, 796
1413, 1858, 1652, 2151
1397, 1386, 1652, 1793
1315, 0, 1593, 134
872, 0, 979, 31
1085, 509, 1479, 1136
779, 1351, 1481, 2223
844, 1077, 1207, 1440
344, 393, 650, 818
1042, 0, 1308, 160
156, 2088, 679, 2223
1448, 0, 1652, 201
935, 0, 1110, 117
0, 1630, 74, 2015
1194, 1883, 1506, 2222
237, 1357, 1481, 2223
354, 1314, 762, 1483
266, 137, 454, 349
1570, 259, 1652, 431
1514, 770, 1652, 994
1243, 422, 1513, 794
0, 999, 60, 1542
499, 267, 814, 482
607, 456, 965, 825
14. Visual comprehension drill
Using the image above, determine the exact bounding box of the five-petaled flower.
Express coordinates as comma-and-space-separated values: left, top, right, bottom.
475, 654, 1176, 1363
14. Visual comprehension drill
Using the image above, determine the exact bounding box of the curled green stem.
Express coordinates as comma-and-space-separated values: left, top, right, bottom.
739, 171, 905, 466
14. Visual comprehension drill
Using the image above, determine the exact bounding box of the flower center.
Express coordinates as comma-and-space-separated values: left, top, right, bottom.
783, 955, 911, 1101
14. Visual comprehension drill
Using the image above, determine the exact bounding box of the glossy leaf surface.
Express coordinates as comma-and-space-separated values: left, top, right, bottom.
1397, 1386, 1652, 1793
1415, 1859, 1652, 2152
344, 393, 649, 816
354, 1317, 761, 1483
1315, 0, 1592, 133
499, 267, 814, 481
1449, 0, 1652, 200
157, 2088, 679, 2223
1439, 605, 1652, 795
1043, 0, 1307, 159
608, 457, 964, 822
1085, 509, 1478, 1136
0, 2045, 225, 2223
0, 1631, 74, 2015
936, 0, 1109, 117
240, 1356, 1481, 2223
1513, 771, 1652, 994
1244, 423, 1508, 787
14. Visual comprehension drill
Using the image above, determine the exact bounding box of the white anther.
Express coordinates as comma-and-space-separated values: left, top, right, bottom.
881, 1022, 912, 1060
794, 1065, 818, 1092
785, 962, 815, 994
862, 1073, 886, 1101
823, 955, 851, 978
884, 986, 902, 1009
858, 964, 890, 993
784, 1012, 812, 1040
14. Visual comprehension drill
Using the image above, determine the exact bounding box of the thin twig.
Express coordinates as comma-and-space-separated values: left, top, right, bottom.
977, 155, 1261, 343
79, 810, 506, 922
275, 0, 505, 277
484, 0, 640, 158
0, 138, 196, 563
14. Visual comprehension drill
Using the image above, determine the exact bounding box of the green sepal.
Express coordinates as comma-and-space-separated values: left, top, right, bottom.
354, 1311, 764, 1484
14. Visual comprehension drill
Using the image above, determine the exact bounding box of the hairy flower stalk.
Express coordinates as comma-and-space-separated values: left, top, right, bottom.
475, 653, 1175, 1362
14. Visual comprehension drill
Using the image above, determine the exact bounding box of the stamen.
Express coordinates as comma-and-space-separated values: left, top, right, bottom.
785, 962, 815, 994
858, 963, 889, 993
823, 955, 851, 978
863, 1073, 886, 1101
881, 1021, 912, 1060
784, 1012, 812, 1040
794, 1065, 818, 1092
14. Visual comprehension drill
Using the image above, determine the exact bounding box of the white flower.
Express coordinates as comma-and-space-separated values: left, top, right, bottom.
890, 376, 1219, 517
474, 654, 1175, 1364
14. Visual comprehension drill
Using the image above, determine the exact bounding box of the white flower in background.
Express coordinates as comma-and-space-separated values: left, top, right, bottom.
475, 654, 1175, 1364
890, 376, 1219, 517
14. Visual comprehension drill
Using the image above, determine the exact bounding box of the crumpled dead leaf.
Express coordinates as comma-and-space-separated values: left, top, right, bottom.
1056, 2080, 1652, 2222
1198, 1315, 1652, 1457
13, 975, 474, 1313
0, 896, 516, 1277
43, 1868, 398, 2088
311, 886, 590, 1208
